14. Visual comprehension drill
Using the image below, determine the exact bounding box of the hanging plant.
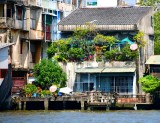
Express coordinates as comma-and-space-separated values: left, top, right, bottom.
94, 34, 118, 46
47, 42, 58, 58
133, 31, 146, 47
68, 48, 84, 61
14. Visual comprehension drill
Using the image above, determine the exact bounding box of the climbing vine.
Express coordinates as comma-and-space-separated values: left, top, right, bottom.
47, 27, 144, 62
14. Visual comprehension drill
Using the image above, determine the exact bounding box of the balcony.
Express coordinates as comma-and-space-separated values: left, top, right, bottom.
0, 17, 30, 30
58, 2, 72, 12
0, 17, 14, 28
7, 0, 28, 5
42, 0, 57, 10
0, 0, 7, 3
30, 30, 44, 40
29, 0, 42, 7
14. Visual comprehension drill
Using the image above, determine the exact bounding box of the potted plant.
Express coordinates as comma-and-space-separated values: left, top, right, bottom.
40, 90, 52, 97
23, 84, 37, 97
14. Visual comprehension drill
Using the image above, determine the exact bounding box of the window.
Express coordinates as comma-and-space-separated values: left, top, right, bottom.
0, 69, 7, 78
16, 6, 22, 20
110, 76, 133, 94
30, 9, 36, 29
30, 43, 36, 63
7, 8, 12, 17
20, 41, 23, 54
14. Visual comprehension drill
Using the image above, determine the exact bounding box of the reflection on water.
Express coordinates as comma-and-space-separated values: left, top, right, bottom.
0, 110, 160, 123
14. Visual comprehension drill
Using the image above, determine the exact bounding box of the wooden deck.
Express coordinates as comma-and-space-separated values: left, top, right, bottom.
13, 92, 153, 110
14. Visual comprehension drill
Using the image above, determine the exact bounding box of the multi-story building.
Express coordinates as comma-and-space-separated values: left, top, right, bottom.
58, 6, 154, 95
0, 0, 75, 92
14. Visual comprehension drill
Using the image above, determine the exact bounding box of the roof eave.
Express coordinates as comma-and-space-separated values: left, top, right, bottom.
58, 24, 138, 31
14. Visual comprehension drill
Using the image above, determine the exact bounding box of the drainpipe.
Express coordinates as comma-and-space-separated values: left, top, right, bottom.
133, 71, 137, 96
26, 40, 30, 69
76, 0, 78, 8
114, 76, 116, 92
44, 14, 46, 42
88, 73, 90, 91
4, 4, 7, 18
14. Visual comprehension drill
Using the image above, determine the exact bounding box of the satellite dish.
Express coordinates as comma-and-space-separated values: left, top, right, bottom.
49, 85, 57, 92
130, 44, 138, 51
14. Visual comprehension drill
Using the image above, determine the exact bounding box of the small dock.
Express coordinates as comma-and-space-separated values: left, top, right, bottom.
13, 92, 153, 110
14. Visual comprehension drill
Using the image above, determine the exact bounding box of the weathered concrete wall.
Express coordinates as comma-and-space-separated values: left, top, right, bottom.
59, 61, 136, 90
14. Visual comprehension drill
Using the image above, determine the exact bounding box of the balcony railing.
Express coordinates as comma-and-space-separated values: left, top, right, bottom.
57, 2, 73, 12
7, 0, 28, 5
0, 17, 30, 30
29, 0, 42, 7
42, 0, 57, 9
30, 29, 44, 40
0, 17, 14, 28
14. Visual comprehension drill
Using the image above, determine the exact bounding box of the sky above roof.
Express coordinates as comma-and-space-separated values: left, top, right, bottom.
124, 0, 136, 5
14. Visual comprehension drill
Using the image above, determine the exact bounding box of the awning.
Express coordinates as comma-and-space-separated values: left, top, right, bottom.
145, 55, 160, 64
75, 67, 136, 73
102, 68, 136, 73
75, 68, 104, 73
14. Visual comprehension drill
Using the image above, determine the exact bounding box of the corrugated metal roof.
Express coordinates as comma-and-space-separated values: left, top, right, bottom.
59, 7, 153, 25
0, 43, 14, 49
75, 67, 136, 73
102, 68, 136, 73
145, 55, 160, 64
75, 68, 104, 73
0, 43, 9, 49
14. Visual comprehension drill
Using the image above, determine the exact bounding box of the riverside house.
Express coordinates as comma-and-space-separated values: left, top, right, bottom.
0, 0, 76, 93
58, 7, 154, 95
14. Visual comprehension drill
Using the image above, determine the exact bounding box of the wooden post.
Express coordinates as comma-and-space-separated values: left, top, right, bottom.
81, 98, 84, 110
106, 106, 110, 111
63, 101, 66, 109
23, 101, 26, 110
18, 101, 22, 110
146, 93, 151, 103
87, 106, 91, 111
44, 98, 48, 110
4, 4, 7, 18
134, 104, 137, 110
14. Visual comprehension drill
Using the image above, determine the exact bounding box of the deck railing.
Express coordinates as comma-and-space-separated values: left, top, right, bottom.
117, 94, 153, 104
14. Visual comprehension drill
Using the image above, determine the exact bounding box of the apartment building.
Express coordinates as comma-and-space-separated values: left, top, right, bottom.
0, 0, 75, 92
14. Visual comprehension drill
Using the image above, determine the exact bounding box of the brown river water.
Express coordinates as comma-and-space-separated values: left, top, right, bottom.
0, 110, 160, 123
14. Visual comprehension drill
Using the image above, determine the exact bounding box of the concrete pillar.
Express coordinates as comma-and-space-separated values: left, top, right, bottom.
4, 4, 7, 17
88, 73, 90, 91
106, 106, 110, 111
63, 101, 66, 109
146, 93, 151, 103
133, 72, 137, 96
18, 101, 22, 110
87, 106, 91, 111
23, 101, 26, 110
44, 98, 48, 110
134, 104, 137, 110
81, 98, 84, 110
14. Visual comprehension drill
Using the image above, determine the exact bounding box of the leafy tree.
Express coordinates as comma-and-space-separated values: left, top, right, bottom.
139, 75, 160, 93
153, 11, 160, 54
139, 0, 160, 7
139, 0, 160, 54
33, 59, 67, 89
